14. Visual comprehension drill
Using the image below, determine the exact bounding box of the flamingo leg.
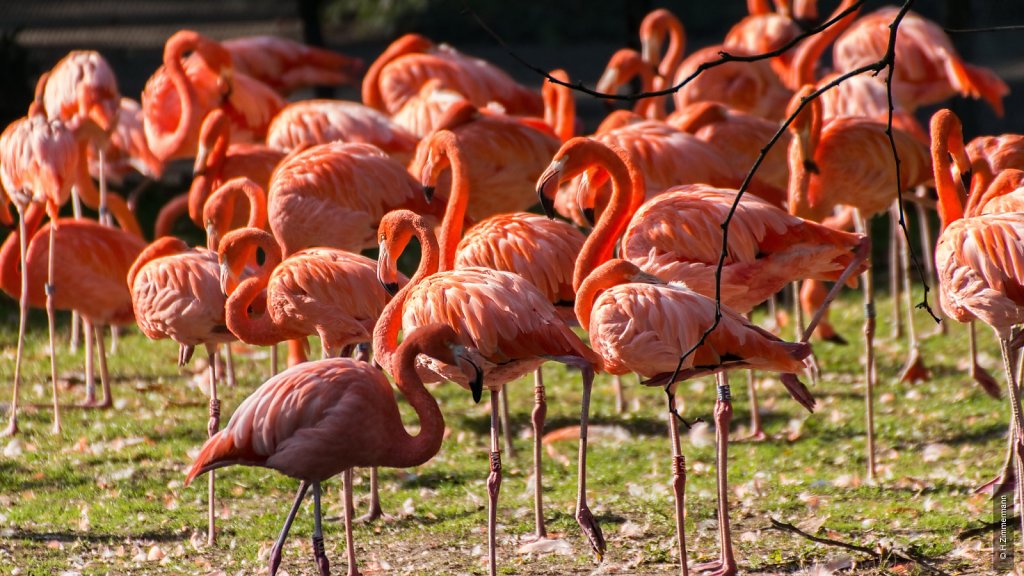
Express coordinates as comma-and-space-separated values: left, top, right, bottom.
898, 218, 929, 384
854, 211, 877, 482
342, 471, 362, 576
574, 365, 605, 560
312, 481, 333, 576
531, 368, 547, 540
69, 189, 82, 355
98, 148, 110, 227
83, 318, 96, 405
46, 221, 62, 434
791, 282, 819, 385
692, 374, 737, 576
224, 344, 236, 387
206, 347, 220, 546
888, 204, 903, 341
500, 384, 515, 459
269, 481, 310, 576
740, 315, 766, 442
356, 344, 387, 524
93, 324, 112, 408
801, 239, 871, 343
998, 337, 1024, 550
611, 374, 626, 414
3, 211, 30, 437
667, 405, 689, 576
969, 323, 1001, 398
486, 389, 502, 576
109, 325, 119, 355
270, 343, 279, 376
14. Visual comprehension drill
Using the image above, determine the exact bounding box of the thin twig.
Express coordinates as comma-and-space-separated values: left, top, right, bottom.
957, 515, 1021, 540
945, 25, 1024, 33
769, 518, 951, 576
462, 0, 865, 102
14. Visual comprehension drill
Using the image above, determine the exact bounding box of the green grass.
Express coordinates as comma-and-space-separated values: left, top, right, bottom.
0, 288, 1012, 575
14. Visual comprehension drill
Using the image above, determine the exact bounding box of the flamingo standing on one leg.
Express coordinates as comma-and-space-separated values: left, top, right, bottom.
186, 323, 480, 576
374, 210, 605, 575
417, 129, 585, 540
0, 110, 78, 436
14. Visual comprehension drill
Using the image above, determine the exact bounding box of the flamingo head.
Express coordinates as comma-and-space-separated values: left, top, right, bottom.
377, 210, 424, 295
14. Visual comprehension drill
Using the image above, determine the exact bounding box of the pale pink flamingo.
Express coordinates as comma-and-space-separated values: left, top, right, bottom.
931, 109, 1024, 549
0, 109, 78, 436
265, 99, 418, 164
142, 30, 284, 163
268, 141, 445, 256
185, 323, 479, 576
362, 33, 543, 129
128, 236, 240, 545
0, 203, 144, 426
418, 128, 585, 536
89, 97, 163, 185
833, 7, 1009, 115
221, 35, 364, 96
787, 85, 932, 480
374, 210, 605, 574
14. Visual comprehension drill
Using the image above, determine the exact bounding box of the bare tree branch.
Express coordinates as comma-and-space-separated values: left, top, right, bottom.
945, 25, 1024, 34
462, 0, 865, 102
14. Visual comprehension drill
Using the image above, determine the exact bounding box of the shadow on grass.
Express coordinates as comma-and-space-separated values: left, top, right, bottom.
5, 527, 193, 543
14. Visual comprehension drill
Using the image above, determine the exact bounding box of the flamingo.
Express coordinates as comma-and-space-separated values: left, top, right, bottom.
268, 141, 445, 256
418, 128, 585, 537
787, 84, 932, 480
362, 33, 543, 131
538, 137, 865, 439
575, 260, 814, 575
265, 99, 419, 164
221, 35, 364, 96
931, 110, 1024, 550
0, 109, 78, 436
408, 100, 562, 222
142, 30, 284, 163
833, 7, 1009, 116
187, 109, 283, 228
967, 132, 1024, 199
0, 203, 144, 426
185, 323, 480, 576
89, 97, 163, 186
373, 210, 605, 574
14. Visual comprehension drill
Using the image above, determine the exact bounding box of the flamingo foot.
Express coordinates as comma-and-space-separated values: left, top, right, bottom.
78, 397, 113, 409
575, 504, 606, 561
976, 457, 1015, 498
1, 418, 17, 438
269, 543, 283, 576
972, 363, 1002, 399
354, 508, 392, 524
898, 348, 931, 384
693, 558, 737, 576
313, 534, 331, 576
737, 428, 769, 443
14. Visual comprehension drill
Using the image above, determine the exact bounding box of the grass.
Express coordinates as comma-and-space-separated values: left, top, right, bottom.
0, 287, 1012, 575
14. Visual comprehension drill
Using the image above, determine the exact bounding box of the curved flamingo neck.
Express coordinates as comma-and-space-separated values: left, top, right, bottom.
930, 110, 967, 229
543, 70, 575, 143
786, 86, 823, 219
127, 236, 189, 291
785, 0, 861, 89
362, 33, 433, 111
748, 0, 773, 15
188, 111, 230, 226
573, 143, 644, 292
0, 203, 46, 298
154, 192, 190, 238
372, 215, 441, 376
203, 177, 268, 251
433, 135, 470, 272
162, 32, 202, 163
388, 335, 445, 468
221, 229, 288, 346
640, 9, 686, 80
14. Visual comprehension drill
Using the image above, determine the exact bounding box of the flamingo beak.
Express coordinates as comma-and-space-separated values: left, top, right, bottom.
536, 157, 566, 219
423, 185, 435, 203
377, 242, 399, 296
454, 346, 483, 403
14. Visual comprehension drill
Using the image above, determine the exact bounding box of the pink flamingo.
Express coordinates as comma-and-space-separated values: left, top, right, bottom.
142, 30, 284, 163
265, 99, 418, 164
374, 210, 605, 575
418, 128, 585, 537
0, 109, 78, 436
89, 97, 164, 185
268, 141, 445, 256
186, 323, 479, 576
221, 35, 364, 96
932, 110, 1024, 549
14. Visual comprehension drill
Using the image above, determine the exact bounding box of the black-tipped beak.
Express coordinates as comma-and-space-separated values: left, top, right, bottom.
383, 281, 399, 296
423, 185, 435, 203
960, 169, 972, 192
804, 159, 820, 175
539, 193, 556, 219
469, 360, 483, 403
582, 207, 596, 227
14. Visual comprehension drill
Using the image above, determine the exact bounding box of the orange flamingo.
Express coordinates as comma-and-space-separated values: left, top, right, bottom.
142, 30, 284, 163
787, 85, 932, 480
0, 203, 144, 426
268, 141, 445, 256
931, 110, 1024, 548
1, 110, 78, 436
967, 132, 1024, 199
187, 109, 283, 228
594, 48, 666, 119
221, 35, 364, 96
373, 210, 605, 574
408, 100, 561, 221
418, 129, 585, 537
186, 323, 478, 576
833, 7, 1008, 115
363, 33, 543, 124
128, 236, 241, 545
576, 260, 814, 575
89, 97, 163, 185
265, 99, 418, 164
723, 2, 804, 78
